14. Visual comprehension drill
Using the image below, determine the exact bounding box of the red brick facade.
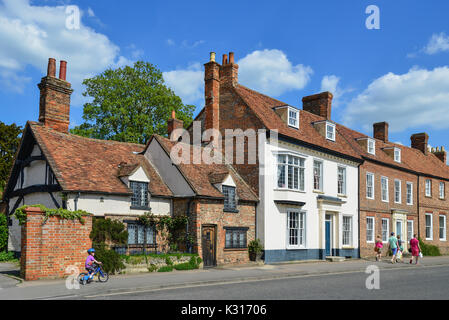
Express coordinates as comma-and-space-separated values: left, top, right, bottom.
418, 177, 449, 254
359, 161, 418, 257
20, 207, 92, 281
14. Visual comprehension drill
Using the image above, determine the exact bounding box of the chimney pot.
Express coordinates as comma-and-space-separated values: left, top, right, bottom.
171, 110, 176, 119
59, 60, 67, 81
210, 52, 216, 62
222, 54, 228, 65
47, 58, 56, 77
302, 91, 333, 120
229, 52, 234, 64
373, 122, 389, 142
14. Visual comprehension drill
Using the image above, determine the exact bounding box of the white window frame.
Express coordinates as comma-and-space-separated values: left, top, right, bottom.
337, 166, 346, 195
425, 179, 432, 197
367, 139, 376, 155
287, 209, 306, 249
394, 179, 401, 204
407, 220, 414, 242
366, 217, 375, 243
440, 215, 446, 241
366, 172, 374, 199
381, 218, 389, 243
425, 213, 433, 240
326, 122, 336, 141
406, 182, 413, 205
439, 182, 445, 199
313, 160, 323, 192
381, 176, 389, 202
276, 153, 306, 192
288, 108, 299, 129
342, 216, 352, 247
394, 148, 401, 163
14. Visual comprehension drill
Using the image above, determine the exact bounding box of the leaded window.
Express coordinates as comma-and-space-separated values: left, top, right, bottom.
225, 228, 247, 249
127, 222, 156, 245
223, 185, 237, 211
130, 181, 149, 208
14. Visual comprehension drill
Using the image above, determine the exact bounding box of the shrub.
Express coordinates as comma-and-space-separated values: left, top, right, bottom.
165, 256, 173, 266
248, 239, 263, 254
90, 217, 128, 245
148, 264, 158, 272
0, 214, 8, 252
0, 251, 16, 262
157, 265, 173, 272
93, 243, 125, 274
419, 237, 441, 256
174, 262, 196, 270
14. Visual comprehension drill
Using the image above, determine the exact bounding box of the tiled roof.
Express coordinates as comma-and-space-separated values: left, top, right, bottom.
154, 135, 258, 202
233, 85, 362, 161
233, 84, 449, 179
29, 122, 173, 196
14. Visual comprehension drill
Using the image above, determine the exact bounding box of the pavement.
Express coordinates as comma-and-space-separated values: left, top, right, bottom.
1, 256, 449, 300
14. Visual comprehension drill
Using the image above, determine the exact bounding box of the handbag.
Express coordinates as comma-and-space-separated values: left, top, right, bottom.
419, 252, 423, 258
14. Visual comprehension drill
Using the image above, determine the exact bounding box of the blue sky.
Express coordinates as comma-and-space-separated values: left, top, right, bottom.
1, 0, 449, 150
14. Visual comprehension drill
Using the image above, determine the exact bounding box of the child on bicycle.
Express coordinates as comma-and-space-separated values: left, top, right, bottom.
85, 248, 102, 279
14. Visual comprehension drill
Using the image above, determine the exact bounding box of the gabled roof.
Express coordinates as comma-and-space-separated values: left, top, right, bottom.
24, 122, 172, 196
153, 135, 258, 202
232, 85, 362, 161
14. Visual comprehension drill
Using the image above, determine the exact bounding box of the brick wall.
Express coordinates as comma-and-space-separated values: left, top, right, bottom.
359, 161, 418, 257
191, 199, 256, 265
20, 207, 92, 281
418, 176, 449, 254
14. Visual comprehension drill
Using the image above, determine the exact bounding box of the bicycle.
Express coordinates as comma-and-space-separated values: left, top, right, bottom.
78, 263, 109, 285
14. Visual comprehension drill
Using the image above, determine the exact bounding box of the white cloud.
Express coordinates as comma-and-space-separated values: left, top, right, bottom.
163, 63, 204, 105
237, 49, 313, 96
424, 32, 449, 55
343, 66, 449, 132
87, 7, 95, 18
166, 39, 175, 46
0, 0, 132, 104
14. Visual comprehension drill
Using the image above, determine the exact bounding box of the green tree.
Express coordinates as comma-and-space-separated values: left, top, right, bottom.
0, 214, 8, 251
71, 61, 195, 144
0, 121, 22, 191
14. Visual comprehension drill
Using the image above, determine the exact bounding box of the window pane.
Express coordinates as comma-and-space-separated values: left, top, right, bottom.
137, 225, 145, 244
277, 164, 286, 188
128, 224, 136, 245
146, 226, 154, 245
223, 186, 236, 210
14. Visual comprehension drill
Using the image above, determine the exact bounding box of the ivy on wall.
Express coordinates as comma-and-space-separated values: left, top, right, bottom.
14, 204, 91, 226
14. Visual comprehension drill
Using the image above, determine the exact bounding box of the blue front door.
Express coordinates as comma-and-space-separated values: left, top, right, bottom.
325, 219, 331, 256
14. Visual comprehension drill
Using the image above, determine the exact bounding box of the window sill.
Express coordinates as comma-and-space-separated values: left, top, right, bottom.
366, 197, 375, 200
130, 206, 151, 211
439, 239, 447, 242
286, 246, 307, 250
224, 208, 239, 213
274, 188, 306, 193
313, 190, 324, 194
224, 248, 247, 251
342, 246, 355, 249
425, 195, 432, 198
338, 194, 347, 198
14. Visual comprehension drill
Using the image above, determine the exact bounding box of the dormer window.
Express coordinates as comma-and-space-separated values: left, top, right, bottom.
326, 122, 336, 141
394, 148, 401, 163
130, 181, 149, 209
288, 108, 299, 129
223, 185, 237, 211
368, 139, 376, 155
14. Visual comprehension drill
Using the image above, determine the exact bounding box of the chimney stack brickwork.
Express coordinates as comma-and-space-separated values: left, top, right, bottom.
373, 122, 389, 142
204, 53, 221, 136
411, 132, 429, 155
38, 58, 73, 133
167, 110, 184, 138
220, 52, 239, 88
302, 92, 333, 120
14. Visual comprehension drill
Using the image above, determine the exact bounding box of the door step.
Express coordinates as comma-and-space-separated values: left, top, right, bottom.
326, 256, 345, 262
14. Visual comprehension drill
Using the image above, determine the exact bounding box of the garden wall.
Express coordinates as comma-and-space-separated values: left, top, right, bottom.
20, 207, 92, 280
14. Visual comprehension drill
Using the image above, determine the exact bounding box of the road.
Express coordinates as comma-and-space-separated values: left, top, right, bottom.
81, 264, 449, 300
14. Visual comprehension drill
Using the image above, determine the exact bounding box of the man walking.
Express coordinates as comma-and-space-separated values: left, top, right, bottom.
388, 232, 398, 264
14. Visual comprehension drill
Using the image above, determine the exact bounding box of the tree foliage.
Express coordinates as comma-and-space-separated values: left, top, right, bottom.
0, 214, 8, 252
0, 121, 22, 191
71, 61, 195, 144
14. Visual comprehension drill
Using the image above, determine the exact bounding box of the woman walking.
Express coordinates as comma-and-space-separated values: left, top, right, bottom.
409, 234, 421, 265
388, 232, 398, 264
375, 235, 383, 261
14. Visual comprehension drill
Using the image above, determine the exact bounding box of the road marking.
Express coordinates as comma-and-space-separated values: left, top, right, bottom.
83, 264, 449, 299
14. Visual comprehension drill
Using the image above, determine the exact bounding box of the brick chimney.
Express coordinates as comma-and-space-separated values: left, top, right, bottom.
38, 58, 73, 133
302, 92, 333, 120
432, 146, 447, 163
204, 52, 220, 140
167, 110, 184, 138
220, 52, 239, 87
373, 122, 389, 142
410, 132, 429, 155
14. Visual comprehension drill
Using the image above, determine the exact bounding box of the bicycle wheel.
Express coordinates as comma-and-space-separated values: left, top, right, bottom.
78, 272, 88, 285
98, 270, 109, 282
